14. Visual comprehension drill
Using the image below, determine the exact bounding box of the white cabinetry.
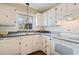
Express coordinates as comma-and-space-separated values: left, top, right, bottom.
45, 36, 51, 55
47, 9, 56, 26
50, 37, 55, 55
55, 3, 67, 20
5, 37, 19, 55
20, 36, 33, 55
40, 35, 46, 52
65, 3, 79, 19
55, 3, 79, 21
43, 8, 56, 26
67, 3, 79, 14
40, 35, 51, 55
43, 12, 48, 26
32, 35, 41, 52
20, 35, 42, 55
0, 37, 19, 55
0, 4, 17, 25
35, 13, 43, 26
0, 38, 8, 55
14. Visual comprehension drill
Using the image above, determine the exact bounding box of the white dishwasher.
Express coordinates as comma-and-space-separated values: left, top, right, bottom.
52, 37, 79, 55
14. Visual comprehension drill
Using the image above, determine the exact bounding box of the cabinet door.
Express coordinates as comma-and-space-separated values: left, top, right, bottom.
44, 36, 51, 55
0, 4, 16, 25
0, 38, 8, 55
47, 9, 56, 26
55, 3, 67, 20
43, 12, 48, 26
67, 3, 79, 14
50, 38, 55, 55
40, 35, 51, 55
39, 35, 45, 53
5, 37, 19, 55
35, 13, 43, 26
0, 37, 19, 55
20, 36, 33, 55
65, 3, 79, 19
32, 35, 41, 52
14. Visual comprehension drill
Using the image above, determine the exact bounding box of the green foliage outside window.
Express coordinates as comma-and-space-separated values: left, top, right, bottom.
18, 14, 33, 30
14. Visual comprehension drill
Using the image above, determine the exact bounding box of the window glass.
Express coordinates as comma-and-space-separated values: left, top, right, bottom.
18, 14, 33, 30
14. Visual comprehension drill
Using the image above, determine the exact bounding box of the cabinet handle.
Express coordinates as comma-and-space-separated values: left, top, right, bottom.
45, 40, 47, 43
19, 42, 21, 45
55, 8, 57, 10
60, 8, 62, 10
45, 50, 47, 53
14, 9, 16, 11
74, 3, 76, 6
63, 13, 72, 17
25, 44, 28, 47
42, 42, 43, 45
50, 38, 51, 40
5, 15, 8, 17
14, 21, 16, 23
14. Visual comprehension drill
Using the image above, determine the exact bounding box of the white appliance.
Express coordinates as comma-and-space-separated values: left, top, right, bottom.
52, 37, 79, 55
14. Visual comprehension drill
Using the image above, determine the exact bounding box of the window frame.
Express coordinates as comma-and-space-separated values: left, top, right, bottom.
17, 12, 33, 31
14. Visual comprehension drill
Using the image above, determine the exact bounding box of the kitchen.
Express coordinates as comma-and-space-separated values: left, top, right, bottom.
0, 3, 79, 55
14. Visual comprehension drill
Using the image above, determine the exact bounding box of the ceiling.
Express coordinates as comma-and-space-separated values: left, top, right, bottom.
20, 3, 60, 12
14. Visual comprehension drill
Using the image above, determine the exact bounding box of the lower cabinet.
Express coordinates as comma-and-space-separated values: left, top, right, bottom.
20, 36, 33, 55
0, 38, 8, 55
40, 35, 51, 55
0, 37, 19, 55
44, 36, 51, 55
50, 37, 55, 55
32, 35, 41, 52
0, 35, 52, 55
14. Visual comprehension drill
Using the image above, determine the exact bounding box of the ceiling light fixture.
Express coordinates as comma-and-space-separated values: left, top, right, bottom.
26, 3, 29, 18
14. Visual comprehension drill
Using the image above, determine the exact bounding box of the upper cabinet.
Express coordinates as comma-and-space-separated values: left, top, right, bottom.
0, 4, 17, 25
35, 3, 79, 27
43, 8, 56, 26
55, 3, 79, 20
67, 3, 79, 13
35, 8, 56, 27
47, 8, 56, 26
66, 3, 79, 19
55, 3, 67, 20
43, 12, 48, 26
35, 13, 43, 26
56, 3, 67, 15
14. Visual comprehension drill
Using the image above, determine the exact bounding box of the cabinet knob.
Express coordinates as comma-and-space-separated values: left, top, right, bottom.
5, 15, 8, 17
14, 9, 16, 11
74, 3, 76, 5
55, 8, 57, 10
25, 44, 28, 47
45, 50, 47, 53
14, 21, 16, 23
19, 42, 21, 45
60, 8, 62, 10
45, 40, 47, 43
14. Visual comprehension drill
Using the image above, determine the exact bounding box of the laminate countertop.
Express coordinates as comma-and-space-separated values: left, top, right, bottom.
0, 31, 52, 38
